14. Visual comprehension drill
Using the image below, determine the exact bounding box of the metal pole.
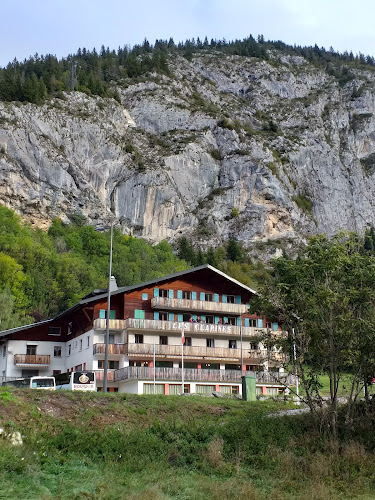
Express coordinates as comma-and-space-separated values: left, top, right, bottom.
103, 223, 113, 393
181, 337, 184, 395
292, 328, 299, 398
153, 340, 156, 393
240, 316, 243, 376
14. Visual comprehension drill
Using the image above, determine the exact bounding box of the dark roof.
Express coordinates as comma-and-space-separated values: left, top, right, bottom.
0, 265, 256, 339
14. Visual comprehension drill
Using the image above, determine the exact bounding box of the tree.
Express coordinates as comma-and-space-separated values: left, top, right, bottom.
252, 233, 375, 437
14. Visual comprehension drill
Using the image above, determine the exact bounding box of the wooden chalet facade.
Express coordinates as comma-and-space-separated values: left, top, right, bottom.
0, 265, 295, 396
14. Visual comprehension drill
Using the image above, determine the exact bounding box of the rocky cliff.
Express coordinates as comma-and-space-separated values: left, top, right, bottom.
1, 51, 375, 255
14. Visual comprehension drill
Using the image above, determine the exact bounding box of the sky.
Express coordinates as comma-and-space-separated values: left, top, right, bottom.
1, 0, 375, 67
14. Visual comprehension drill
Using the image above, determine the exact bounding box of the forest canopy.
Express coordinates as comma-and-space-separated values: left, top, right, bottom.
0, 35, 374, 104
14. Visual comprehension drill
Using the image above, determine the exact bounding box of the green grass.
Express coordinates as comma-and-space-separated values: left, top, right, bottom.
0, 390, 375, 499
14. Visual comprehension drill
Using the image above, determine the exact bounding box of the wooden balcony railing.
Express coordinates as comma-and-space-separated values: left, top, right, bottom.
93, 318, 286, 340
93, 318, 127, 331
125, 318, 260, 337
151, 297, 248, 315
126, 343, 287, 362
93, 343, 126, 355
94, 370, 115, 382
114, 366, 297, 385
14, 354, 51, 366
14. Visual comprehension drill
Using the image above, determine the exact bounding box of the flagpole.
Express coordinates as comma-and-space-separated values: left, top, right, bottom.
181, 328, 184, 395
153, 340, 156, 394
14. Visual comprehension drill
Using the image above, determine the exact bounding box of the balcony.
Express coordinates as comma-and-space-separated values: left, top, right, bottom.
14, 354, 51, 366
151, 296, 248, 315
94, 370, 115, 382
93, 343, 126, 355
114, 366, 297, 385
125, 318, 259, 338
93, 318, 127, 331
126, 343, 288, 363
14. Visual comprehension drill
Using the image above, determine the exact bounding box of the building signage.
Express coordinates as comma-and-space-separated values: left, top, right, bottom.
172, 322, 232, 334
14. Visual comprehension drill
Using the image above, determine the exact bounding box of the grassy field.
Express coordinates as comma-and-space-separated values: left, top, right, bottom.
0, 388, 375, 500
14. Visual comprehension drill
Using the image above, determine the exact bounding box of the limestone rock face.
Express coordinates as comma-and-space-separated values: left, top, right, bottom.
1, 52, 375, 253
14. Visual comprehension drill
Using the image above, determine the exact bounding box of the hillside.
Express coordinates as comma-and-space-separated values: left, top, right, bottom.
1, 388, 375, 499
2, 40, 375, 257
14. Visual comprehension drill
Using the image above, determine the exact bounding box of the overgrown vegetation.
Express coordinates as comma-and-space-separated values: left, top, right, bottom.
1, 389, 375, 499
0, 206, 187, 326
253, 232, 375, 438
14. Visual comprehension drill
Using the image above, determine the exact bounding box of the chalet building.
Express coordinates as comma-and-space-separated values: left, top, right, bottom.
0, 265, 295, 396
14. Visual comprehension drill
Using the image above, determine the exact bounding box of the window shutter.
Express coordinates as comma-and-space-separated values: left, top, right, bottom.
134, 309, 145, 319
177, 314, 183, 322
201, 315, 206, 321
177, 290, 183, 299
110, 310, 116, 319
168, 289, 174, 298
154, 312, 159, 320
272, 322, 278, 331
215, 316, 220, 324
222, 295, 227, 303
99, 309, 105, 319
191, 291, 197, 300
235, 295, 241, 304
257, 319, 263, 328
213, 294, 219, 302
170, 313, 175, 321
192, 314, 197, 320
154, 288, 159, 297
236, 317, 241, 326
223, 316, 228, 323
244, 318, 250, 327
200, 292, 205, 301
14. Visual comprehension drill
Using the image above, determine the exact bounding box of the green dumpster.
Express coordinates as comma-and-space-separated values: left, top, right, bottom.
242, 375, 256, 401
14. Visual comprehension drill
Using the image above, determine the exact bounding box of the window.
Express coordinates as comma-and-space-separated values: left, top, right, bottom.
22, 369, 38, 377
109, 334, 115, 344
160, 336, 168, 345
225, 364, 241, 371
75, 364, 83, 371
142, 293, 148, 300
26, 345, 37, 355
206, 315, 214, 324
182, 291, 191, 299
159, 289, 169, 298
68, 344, 71, 355
99, 309, 116, 319
250, 319, 257, 327
229, 340, 237, 349
53, 370, 61, 376
182, 313, 191, 322
54, 346, 62, 357
135, 334, 143, 344
98, 360, 119, 369
227, 317, 236, 325
48, 327, 61, 336
134, 309, 145, 319
205, 293, 213, 302
87, 336, 90, 347
159, 311, 168, 321
2, 346, 5, 357
206, 338, 215, 348
68, 322, 72, 335
250, 342, 259, 350
226, 295, 235, 304
79, 339, 82, 351
266, 322, 272, 329
202, 363, 219, 369
185, 337, 192, 347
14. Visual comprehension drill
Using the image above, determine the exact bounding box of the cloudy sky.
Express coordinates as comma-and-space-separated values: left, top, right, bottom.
1, 0, 374, 66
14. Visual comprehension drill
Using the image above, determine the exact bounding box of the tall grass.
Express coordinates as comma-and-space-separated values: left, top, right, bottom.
0, 390, 375, 499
